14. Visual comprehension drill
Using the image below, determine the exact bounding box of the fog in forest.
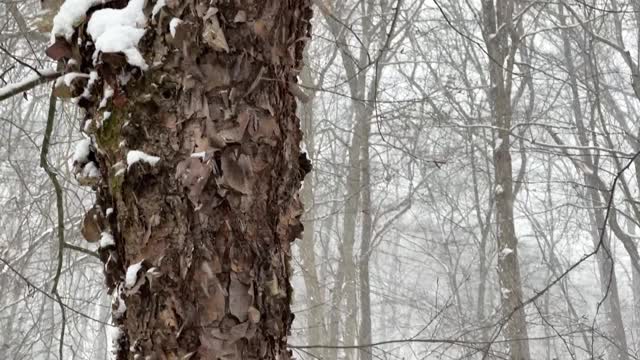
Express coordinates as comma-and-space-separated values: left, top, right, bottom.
2, 0, 640, 359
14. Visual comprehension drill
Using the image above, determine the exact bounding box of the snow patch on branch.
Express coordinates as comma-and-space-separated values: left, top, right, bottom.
0, 69, 59, 100
87, 0, 148, 70
127, 150, 160, 169
59, 72, 90, 87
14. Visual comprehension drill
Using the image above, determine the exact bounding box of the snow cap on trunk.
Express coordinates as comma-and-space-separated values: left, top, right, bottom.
72, 138, 92, 164
51, 0, 109, 42
87, 0, 148, 69
125, 261, 143, 289
127, 150, 161, 169
99, 231, 115, 248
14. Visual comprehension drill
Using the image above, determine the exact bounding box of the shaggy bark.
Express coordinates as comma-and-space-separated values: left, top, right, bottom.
48, 0, 312, 358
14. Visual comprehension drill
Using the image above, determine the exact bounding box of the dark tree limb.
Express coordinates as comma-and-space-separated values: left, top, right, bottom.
0, 70, 61, 102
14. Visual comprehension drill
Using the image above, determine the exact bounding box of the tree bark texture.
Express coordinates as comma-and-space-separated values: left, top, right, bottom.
48, 0, 313, 358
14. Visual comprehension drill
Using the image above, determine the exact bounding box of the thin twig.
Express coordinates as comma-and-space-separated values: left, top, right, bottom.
0, 44, 43, 76
63, 242, 100, 259
0, 256, 113, 326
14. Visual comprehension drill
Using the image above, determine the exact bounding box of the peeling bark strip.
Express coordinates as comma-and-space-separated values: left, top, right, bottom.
48, 0, 312, 358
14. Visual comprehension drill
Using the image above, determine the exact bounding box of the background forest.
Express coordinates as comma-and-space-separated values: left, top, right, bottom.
2, 0, 640, 359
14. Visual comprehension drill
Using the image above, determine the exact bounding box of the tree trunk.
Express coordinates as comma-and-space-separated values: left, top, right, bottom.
298, 62, 325, 358
48, 1, 313, 358
556, 9, 631, 357
481, 0, 531, 358
588, 193, 630, 360
358, 103, 373, 360
328, 104, 362, 360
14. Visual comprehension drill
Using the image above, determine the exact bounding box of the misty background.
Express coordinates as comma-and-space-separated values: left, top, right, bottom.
2, 0, 640, 359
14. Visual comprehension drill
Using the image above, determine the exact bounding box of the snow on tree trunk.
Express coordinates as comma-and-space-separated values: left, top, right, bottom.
48, 0, 313, 358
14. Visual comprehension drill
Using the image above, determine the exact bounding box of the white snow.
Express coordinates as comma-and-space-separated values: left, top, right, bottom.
100, 231, 115, 248
51, 0, 110, 42
81, 71, 99, 98
113, 295, 126, 317
112, 286, 126, 317
501, 287, 511, 299
94, 28, 147, 70
106, 207, 113, 216
127, 150, 160, 169
82, 161, 101, 178
0, 69, 59, 99
86, 0, 145, 38
500, 247, 513, 257
191, 152, 206, 159
152, 0, 166, 17
107, 325, 122, 358
169, 18, 183, 38
99, 84, 114, 108
495, 138, 503, 150
495, 184, 504, 195
87, 0, 148, 70
61, 72, 90, 86
83, 119, 93, 133
104, 111, 112, 120
72, 138, 91, 164
125, 261, 143, 289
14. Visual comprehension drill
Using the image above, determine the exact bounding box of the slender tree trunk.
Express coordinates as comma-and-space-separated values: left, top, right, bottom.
588, 192, 630, 360
470, 132, 493, 347
328, 104, 363, 360
358, 105, 373, 360
298, 63, 325, 358
481, 0, 531, 358
556, 9, 630, 357
49, 1, 313, 358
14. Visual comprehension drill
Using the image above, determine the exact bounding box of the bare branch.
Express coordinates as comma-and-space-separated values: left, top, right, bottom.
0, 69, 62, 102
